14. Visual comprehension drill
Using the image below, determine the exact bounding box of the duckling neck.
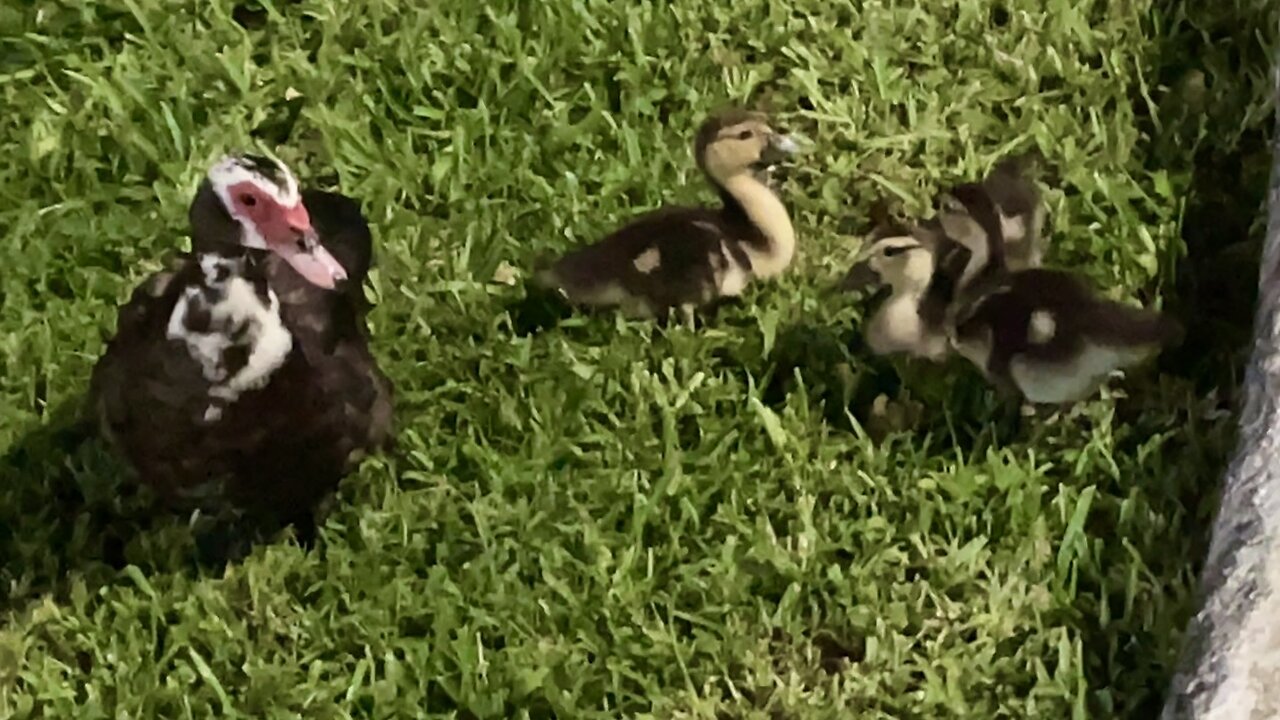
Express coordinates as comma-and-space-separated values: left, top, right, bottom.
718, 172, 795, 279
894, 281, 929, 299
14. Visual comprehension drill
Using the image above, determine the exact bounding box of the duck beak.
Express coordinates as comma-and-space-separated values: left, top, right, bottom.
269, 203, 349, 290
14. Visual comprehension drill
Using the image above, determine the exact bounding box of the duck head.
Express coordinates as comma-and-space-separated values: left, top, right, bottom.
839, 233, 936, 294
694, 109, 799, 184
189, 153, 349, 290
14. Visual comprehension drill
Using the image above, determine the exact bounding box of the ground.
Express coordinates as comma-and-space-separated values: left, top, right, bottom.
0, 0, 1276, 718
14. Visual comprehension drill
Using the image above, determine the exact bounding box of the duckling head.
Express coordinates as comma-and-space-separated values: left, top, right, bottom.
695, 109, 799, 185
839, 235, 936, 294
935, 183, 1004, 256
191, 153, 348, 290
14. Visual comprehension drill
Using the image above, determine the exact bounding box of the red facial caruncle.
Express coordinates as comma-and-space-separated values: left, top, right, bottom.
220, 173, 348, 290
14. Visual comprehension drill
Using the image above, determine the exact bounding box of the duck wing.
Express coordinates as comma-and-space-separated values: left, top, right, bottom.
89, 254, 246, 504
953, 269, 1092, 379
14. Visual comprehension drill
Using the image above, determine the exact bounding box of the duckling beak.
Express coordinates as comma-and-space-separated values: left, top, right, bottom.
836, 261, 881, 292
759, 133, 800, 167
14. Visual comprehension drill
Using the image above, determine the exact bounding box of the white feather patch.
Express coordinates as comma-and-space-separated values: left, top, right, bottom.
633, 247, 661, 274
1000, 213, 1027, 244
166, 254, 294, 419
868, 293, 948, 360
1010, 344, 1151, 404
1028, 310, 1056, 344
714, 242, 750, 297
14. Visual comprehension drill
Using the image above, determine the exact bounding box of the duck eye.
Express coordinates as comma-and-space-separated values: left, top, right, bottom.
737, 129, 754, 140
882, 246, 907, 257
240, 194, 257, 207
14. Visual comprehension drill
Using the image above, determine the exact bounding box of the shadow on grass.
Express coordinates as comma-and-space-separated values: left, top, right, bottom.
0, 399, 317, 616
0, 399, 153, 614
1084, 0, 1275, 714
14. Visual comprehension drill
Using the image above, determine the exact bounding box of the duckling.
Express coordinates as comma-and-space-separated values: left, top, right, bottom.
839, 222, 955, 361
980, 151, 1047, 271
533, 109, 800, 322
949, 268, 1184, 404
931, 152, 1047, 288
940, 193, 1183, 404
89, 153, 394, 541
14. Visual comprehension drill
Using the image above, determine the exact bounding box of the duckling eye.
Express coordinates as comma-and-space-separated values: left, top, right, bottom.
240, 194, 257, 207
737, 129, 754, 140
882, 246, 909, 257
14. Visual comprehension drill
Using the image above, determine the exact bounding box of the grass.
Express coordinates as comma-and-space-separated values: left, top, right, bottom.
0, 0, 1276, 717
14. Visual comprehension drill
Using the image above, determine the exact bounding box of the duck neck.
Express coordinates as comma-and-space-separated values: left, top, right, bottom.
716, 172, 795, 278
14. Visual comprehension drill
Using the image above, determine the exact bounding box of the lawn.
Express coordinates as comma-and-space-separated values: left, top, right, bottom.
0, 0, 1276, 717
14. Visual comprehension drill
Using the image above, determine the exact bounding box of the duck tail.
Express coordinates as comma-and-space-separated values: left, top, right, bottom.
1090, 302, 1185, 349
530, 253, 559, 289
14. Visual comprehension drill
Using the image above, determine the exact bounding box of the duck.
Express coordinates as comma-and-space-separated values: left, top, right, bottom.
940, 189, 1183, 404
933, 153, 1043, 270
88, 152, 394, 538
925, 151, 1048, 297
934, 151, 1047, 271
533, 108, 800, 323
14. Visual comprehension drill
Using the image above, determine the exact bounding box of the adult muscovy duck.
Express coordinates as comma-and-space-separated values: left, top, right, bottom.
89, 153, 394, 539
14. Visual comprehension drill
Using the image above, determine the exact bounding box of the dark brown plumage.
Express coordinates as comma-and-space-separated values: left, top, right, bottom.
940, 185, 1182, 404
951, 268, 1184, 403
536, 206, 761, 316
89, 155, 393, 534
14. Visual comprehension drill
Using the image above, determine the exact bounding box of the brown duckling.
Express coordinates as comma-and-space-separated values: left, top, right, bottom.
838, 221, 954, 361
950, 269, 1184, 404
936, 152, 1046, 268
943, 195, 1183, 404
931, 152, 1047, 291
979, 151, 1047, 271
533, 109, 800, 321
89, 153, 394, 538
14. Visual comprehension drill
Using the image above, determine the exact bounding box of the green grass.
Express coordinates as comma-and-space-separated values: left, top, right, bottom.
0, 0, 1276, 717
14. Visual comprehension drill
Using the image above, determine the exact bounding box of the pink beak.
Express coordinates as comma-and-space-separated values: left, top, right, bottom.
269, 203, 349, 290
